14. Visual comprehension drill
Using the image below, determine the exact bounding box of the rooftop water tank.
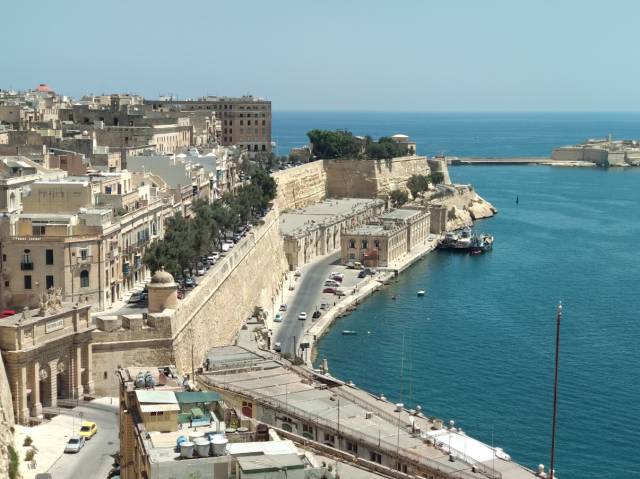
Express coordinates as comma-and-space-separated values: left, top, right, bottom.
211, 435, 228, 456
193, 437, 211, 457
180, 441, 194, 459
134, 373, 146, 389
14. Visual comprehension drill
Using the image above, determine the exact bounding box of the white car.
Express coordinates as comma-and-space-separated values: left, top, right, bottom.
197, 267, 206, 276
298, 312, 307, 320
274, 342, 282, 352
64, 435, 85, 453
324, 280, 339, 287
274, 313, 283, 322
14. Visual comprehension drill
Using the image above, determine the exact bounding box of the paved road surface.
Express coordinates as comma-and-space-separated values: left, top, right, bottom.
47, 402, 119, 479
273, 251, 342, 355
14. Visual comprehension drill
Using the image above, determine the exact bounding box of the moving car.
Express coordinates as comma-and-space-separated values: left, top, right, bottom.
298, 312, 307, 320
274, 313, 283, 322
64, 435, 85, 453
274, 342, 282, 352
79, 421, 98, 439
279, 304, 288, 311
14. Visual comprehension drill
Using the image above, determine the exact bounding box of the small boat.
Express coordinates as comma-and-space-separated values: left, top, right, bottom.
342, 330, 357, 335
392, 295, 397, 300
417, 290, 426, 296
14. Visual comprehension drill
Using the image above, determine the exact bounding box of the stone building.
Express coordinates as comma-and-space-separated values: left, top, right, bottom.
145, 96, 272, 156
280, 198, 385, 270
0, 302, 94, 424
340, 207, 430, 268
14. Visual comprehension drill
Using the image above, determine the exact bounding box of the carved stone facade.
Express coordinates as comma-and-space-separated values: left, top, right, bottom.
0, 303, 94, 424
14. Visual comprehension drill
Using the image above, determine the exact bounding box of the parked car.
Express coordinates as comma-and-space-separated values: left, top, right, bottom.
274, 342, 282, 352
184, 277, 195, 288
64, 435, 85, 453
279, 304, 288, 312
358, 270, 366, 278
323, 287, 337, 294
177, 289, 185, 300
1, 309, 16, 318
294, 270, 302, 277
312, 310, 321, 319
274, 313, 283, 322
209, 251, 220, 260
319, 303, 330, 310
335, 289, 346, 297
298, 312, 307, 320
128, 293, 141, 304
330, 272, 344, 280
197, 267, 206, 276
324, 280, 339, 287
79, 421, 98, 439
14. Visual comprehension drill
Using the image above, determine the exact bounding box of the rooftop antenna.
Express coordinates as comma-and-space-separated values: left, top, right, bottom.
549, 301, 562, 479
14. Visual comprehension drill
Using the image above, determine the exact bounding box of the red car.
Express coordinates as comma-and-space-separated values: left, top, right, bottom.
323, 287, 336, 294
1, 310, 16, 318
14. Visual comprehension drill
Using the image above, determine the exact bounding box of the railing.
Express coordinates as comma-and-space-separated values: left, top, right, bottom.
20, 261, 34, 271
76, 255, 93, 265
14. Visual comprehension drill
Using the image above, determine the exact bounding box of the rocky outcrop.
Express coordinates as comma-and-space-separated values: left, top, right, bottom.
426, 184, 497, 231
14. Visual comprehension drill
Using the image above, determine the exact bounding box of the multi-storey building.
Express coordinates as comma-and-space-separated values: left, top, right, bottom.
145, 95, 272, 156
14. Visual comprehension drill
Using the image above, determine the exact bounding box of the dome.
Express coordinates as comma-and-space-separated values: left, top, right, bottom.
150, 267, 175, 285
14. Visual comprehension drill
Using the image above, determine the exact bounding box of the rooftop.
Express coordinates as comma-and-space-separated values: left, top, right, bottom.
280, 198, 384, 237
380, 208, 424, 221
344, 224, 399, 237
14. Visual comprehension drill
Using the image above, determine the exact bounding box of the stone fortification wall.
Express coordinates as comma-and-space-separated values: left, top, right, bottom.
273, 161, 327, 210
171, 208, 289, 373
0, 354, 15, 479
324, 156, 429, 199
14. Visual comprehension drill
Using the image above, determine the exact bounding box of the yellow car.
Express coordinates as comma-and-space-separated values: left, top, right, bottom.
79, 421, 98, 439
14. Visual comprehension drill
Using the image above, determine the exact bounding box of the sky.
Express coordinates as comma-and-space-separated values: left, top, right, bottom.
3, 0, 640, 112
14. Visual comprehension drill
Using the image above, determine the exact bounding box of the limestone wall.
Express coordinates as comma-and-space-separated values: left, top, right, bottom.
427, 185, 497, 231
0, 354, 15, 479
324, 156, 429, 199
273, 161, 327, 210
171, 208, 289, 374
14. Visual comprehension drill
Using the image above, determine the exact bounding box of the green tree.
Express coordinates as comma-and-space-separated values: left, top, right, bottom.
431, 172, 445, 184
390, 190, 409, 207
307, 129, 362, 159
407, 174, 431, 198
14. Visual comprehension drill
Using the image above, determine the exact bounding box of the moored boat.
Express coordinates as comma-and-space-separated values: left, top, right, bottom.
342, 330, 357, 335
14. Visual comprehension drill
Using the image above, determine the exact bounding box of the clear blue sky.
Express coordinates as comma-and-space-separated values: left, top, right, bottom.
4, 0, 640, 111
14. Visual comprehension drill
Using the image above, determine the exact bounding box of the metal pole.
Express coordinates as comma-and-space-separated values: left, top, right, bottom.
549, 302, 562, 479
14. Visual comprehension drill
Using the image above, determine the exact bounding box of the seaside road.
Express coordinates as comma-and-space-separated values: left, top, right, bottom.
47, 401, 119, 479
274, 251, 341, 355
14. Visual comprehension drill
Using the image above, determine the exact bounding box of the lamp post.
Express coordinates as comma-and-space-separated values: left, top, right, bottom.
549, 302, 563, 479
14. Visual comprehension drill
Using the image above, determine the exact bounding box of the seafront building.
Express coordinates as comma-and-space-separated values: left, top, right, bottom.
552, 135, 640, 166
340, 207, 431, 267
280, 198, 386, 270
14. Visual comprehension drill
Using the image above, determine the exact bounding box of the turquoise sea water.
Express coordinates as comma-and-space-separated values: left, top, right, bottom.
272, 112, 640, 477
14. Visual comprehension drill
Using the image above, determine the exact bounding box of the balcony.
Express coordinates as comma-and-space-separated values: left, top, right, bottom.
76, 255, 93, 265
20, 261, 34, 271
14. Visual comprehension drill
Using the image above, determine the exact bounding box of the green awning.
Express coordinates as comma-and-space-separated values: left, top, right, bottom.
190, 407, 204, 418
175, 391, 220, 404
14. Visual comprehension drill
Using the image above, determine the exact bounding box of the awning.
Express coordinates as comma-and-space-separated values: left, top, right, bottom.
175, 391, 220, 404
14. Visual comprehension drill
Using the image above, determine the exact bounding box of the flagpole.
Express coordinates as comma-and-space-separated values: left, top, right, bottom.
549, 301, 562, 479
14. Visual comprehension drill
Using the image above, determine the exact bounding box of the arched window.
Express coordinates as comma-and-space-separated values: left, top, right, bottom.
9, 192, 15, 210
80, 270, 89, 288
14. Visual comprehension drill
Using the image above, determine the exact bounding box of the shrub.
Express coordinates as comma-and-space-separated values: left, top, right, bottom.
23, 435, 33, 447
390, 190, 409, 207
8, 445, 18, 479
25, 448, 36, 462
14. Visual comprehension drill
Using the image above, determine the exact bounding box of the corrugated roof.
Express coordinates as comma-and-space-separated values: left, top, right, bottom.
175, 391, 220, 404
135, 390, 177, 404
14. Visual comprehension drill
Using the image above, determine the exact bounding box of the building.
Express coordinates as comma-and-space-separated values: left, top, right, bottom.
340, 207, 430, 267
551, 136, 640, 167
116, 365, 330, 479
200, 346, 538, 479
145, 96, 272, 156
280, 198, 385, 271
0, 301, 94, 424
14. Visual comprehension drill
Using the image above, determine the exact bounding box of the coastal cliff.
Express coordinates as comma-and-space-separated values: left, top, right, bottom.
426, 184, 497, 231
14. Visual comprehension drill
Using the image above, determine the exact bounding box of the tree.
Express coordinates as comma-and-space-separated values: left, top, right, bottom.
407, 174, 431, 198
431, 172, 445, 184
390, 190, 409, 207
307, 129, 362, 159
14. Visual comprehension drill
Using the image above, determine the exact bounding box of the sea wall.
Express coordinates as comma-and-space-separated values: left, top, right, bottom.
324, 155, 430, 199
0, 354, 15, 479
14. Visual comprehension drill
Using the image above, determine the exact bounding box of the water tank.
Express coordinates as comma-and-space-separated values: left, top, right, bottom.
176, 435, 188, 448
180, 441, 194, 458
134, 373, 146, 389
211, 435, 228, 456
193, 437, 211, 457
144, 372, 156, 388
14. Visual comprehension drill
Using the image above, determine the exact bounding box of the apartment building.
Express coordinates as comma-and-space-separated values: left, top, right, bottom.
145, 95, 272, 156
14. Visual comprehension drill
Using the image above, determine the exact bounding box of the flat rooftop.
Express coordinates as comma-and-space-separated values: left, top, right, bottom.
381, 208, 424, 221
280, 198, 384, 237
344, 224, 397, 237
201, 347, 538, 479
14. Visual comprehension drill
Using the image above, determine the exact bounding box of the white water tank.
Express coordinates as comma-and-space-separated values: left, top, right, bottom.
180, 441, 194, 458
193, 437, 210, 457
211, 435, 228, 456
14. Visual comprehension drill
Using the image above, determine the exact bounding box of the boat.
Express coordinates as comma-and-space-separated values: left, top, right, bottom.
342, 330, 357, 335
417, 290, 426, 296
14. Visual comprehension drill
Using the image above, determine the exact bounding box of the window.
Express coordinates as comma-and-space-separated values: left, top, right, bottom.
45, 249, 54, 265
370, 452, 382, 464
247, 120, 251, 126
374, 239, 380, 248
262, 144, 266, 151
80, 270, 89, 288
361, 240, 368, 249
346, 441, 358, 454
46, 275, 54, 289
349, 239, 356, 248
32, 226, 46, 235
324, 433, 335, 443
80, 249, 88, 261
24, 275, 32, 289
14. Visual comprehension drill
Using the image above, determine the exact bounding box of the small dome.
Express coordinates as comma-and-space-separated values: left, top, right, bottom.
150, 267, 175, 285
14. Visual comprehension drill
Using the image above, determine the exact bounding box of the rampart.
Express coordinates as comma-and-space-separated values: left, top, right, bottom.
0, 354, 14, 479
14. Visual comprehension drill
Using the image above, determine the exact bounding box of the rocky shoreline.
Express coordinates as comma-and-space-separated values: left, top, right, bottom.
425, 184, 498, 231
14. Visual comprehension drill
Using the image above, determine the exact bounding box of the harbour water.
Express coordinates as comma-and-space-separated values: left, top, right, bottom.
272, 112, 640, 477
